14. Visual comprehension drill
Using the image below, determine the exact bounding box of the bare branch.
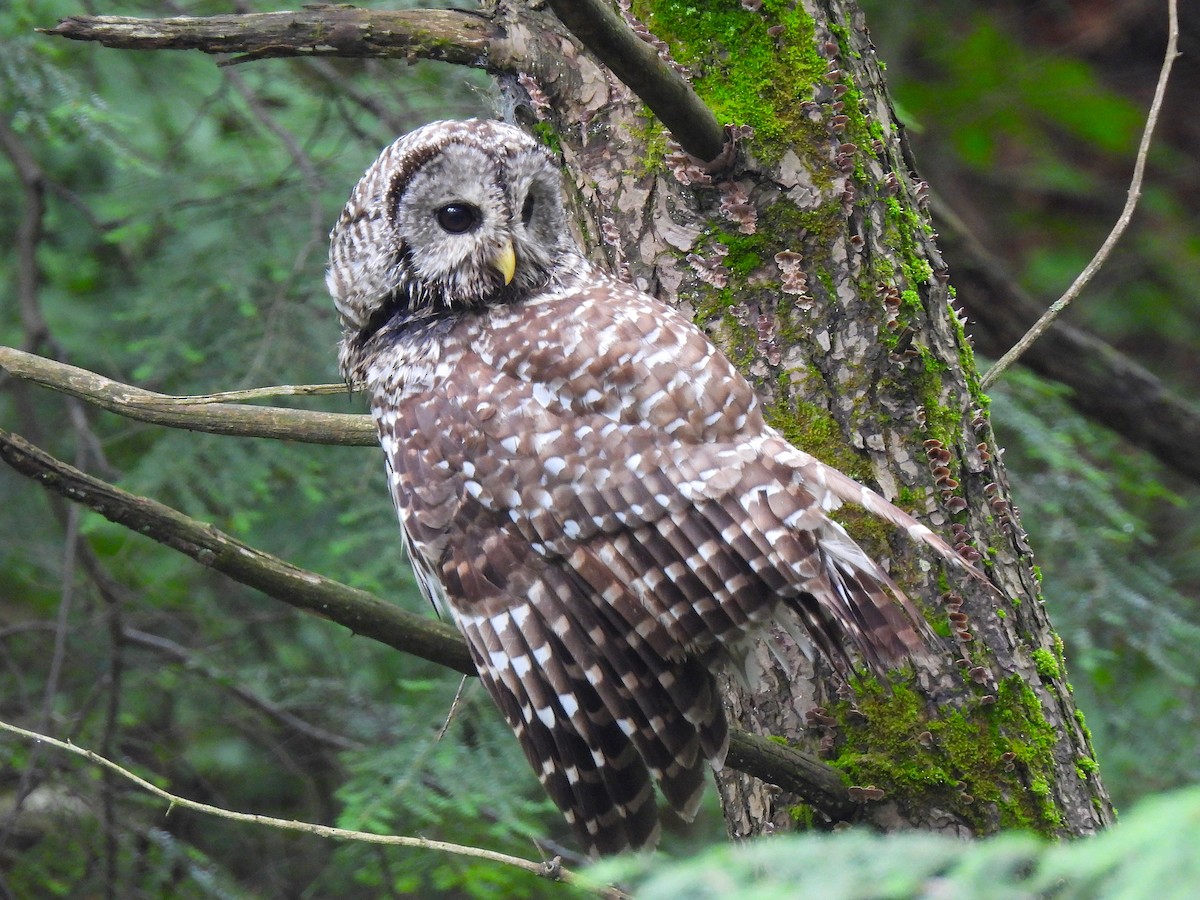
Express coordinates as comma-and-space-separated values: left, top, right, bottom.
980, 0, 1180, 389
0, 427, 855, 823
130, 382, 353, 405
0, 426, 475, 676
0, 119, 50, 351
41, 8, 507, 69
726, 730, 855, 821
0, 718, 625, 899
544, 0, 727, 163
0, 346, 376, 446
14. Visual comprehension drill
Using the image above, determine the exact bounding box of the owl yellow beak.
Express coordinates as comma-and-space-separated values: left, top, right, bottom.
493, 241, 517, 286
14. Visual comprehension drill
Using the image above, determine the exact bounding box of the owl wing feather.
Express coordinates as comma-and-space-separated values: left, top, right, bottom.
374, 277, 958, 854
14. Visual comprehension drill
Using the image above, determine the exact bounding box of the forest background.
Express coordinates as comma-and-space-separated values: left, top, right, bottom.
1, 0, 1197, 896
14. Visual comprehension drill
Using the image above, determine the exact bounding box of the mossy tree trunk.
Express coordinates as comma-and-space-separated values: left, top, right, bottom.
490, 0, 1113, 839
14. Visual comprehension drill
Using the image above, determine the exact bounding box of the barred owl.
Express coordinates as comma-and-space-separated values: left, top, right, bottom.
328, 119, 962, 856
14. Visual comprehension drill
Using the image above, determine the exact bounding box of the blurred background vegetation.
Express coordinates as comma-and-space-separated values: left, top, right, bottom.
1, 0, 1196, 896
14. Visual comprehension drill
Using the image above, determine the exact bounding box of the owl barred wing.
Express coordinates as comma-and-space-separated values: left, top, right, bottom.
468, 283, 944, 671
380, 393, 729, 855
375, 285, 953, 853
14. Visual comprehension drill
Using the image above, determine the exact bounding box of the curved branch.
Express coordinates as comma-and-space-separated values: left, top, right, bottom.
0, 346, 376, 446
0, 427, 854, 822
936, 203, 1200, 485
0, 426, 474, 675
980, 0, 1179, 389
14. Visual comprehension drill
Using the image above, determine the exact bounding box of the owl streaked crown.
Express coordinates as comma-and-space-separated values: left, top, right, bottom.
327, 119, 589, 345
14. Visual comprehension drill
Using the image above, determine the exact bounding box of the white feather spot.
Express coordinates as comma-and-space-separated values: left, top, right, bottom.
532, 382, 557, 408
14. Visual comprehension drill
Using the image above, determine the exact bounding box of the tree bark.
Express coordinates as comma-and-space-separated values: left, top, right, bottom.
38, 0, 1114, 841
485, 0, 1112, 837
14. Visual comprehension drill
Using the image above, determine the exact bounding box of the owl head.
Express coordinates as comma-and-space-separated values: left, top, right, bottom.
327, 119, 586, 340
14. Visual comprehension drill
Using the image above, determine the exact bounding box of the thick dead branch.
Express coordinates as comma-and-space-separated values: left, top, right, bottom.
726, 730, 855, 821
0, 346, 375, 446
0, 426, 854, 822
42, 7, 509, 68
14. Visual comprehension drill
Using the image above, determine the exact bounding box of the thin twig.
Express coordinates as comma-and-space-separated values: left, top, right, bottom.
934, 194, 1200, 484
436, 676, 472, 743
980, 0, 1180, 390
120, 627, 363, 753
0, 719, 625, 899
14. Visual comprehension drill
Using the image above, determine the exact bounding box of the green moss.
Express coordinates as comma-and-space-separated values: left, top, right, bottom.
691, 286, 737, 326
634, 0, 826, 164
829, 677, 1064, 836
1075, 757, 1100, 779
881, 351, 960, 453
530, 121, 561, 155
1031, 648, 1062, 681
628, 107, 669, 176
1053, 633, 1067, 666
948, 303, 987, 405
788, 803, 817, 829
715, 230, 770, 276
764, 395, 871, 484
1074, 709, 1093, 744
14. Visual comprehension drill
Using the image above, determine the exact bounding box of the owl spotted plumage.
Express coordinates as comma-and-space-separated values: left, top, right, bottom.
328, 119, 962, 856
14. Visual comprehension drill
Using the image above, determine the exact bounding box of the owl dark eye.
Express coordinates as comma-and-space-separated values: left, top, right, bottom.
521, 192, 536, 226
435, 203, 480, 234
